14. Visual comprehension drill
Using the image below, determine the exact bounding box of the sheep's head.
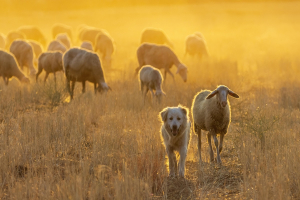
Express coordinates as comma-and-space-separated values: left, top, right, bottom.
206, 85, 239, 108
155, 90, 166, 104
176, 63, 188, 82
97, 82, 112, 93
21, 76, 30, 84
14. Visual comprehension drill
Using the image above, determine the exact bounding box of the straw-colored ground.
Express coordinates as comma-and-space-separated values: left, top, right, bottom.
0, 1, 300, 199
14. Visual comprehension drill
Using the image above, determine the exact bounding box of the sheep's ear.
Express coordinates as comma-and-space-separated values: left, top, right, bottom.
160, 108, 169, 122
206, 90, 218, 99
228, 90, 239, 98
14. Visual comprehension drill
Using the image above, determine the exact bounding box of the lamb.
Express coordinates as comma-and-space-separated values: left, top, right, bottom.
80, 41, 93, 51
141, 28, 173, 48
191, 85, 239, 164
78, 26, 106, 46
63, 48, 111, 99
6, 31, 25, 49
28, 40, 43, 67
185, 33, 208, 59
52, 23, 73, 40
9, 40, 36, 75
47, 40, 67, 53
0, 33, 5, 49
136, 43, 188, 82
94, 32, 114, 68
56, 33, 71, 49
138, 65, 165, 104
0, 50, 30, 85
17, 26, 46, 47
36, 51, 63, 83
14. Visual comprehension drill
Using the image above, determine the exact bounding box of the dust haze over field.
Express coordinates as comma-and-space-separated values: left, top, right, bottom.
0, 1, 300, 199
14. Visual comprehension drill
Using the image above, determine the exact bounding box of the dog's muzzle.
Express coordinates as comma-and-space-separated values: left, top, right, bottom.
171, 125, 179, 136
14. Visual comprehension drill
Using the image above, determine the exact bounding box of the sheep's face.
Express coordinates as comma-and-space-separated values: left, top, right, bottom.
160, 106, 188, 136
21, 76, 30, 84
206, 85, 240, 108
155, 91, 166, 104
176, 64, 188, 82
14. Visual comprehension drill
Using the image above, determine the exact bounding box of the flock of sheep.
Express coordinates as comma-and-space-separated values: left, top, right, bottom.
0, 24, 238, 178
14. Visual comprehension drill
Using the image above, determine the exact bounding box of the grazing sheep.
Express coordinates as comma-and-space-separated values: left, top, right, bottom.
138, 65, 165, 104
9, 40, 36, 75
63, 48, 111, 99
94, 32, 114, 68
36, 51, 63, 83
78, 26, 106, 46
52, 23, 73, 40
191, 85, 239, 164
141, 28, 173, 48
80, 41, 93, 51
56, 33, 71, 49
28, 40, 43, 67
47, 40, 67, 53
185, 33, 208, 59
0, 50, 30, 85
0, 33, 5, 49
6, 31, 25, 49
17, 26, 46, 46
159, 105, 191, 177
136, 43, 188, 82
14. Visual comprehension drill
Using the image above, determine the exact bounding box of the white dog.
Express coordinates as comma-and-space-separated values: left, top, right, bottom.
159, 105, 191, 178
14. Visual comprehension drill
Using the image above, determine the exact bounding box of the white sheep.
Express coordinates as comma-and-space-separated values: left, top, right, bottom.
136, 43, 188, 82
17, 26, 46, 47
47, 40, 67, 53
140, 28, 173, 48
56, 33, 71, 49
185, 33, 208, 59
52, 23, 73, 40
138, 65, 165, 104
191, 85, 239, 164
80, 41, 93, 51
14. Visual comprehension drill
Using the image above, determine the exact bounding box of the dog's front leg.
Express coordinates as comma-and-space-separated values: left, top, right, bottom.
178, 146, 187, 178
166, 147, 176, 177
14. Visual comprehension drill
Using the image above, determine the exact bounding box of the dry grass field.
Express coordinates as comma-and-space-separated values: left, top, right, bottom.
0, 1, 300, 199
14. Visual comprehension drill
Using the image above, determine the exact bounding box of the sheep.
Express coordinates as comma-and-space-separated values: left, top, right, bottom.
17, 26, 46, 47
94, 32, 114, 68
185, 33, 208, 59
56, 33, 71, 49
36, 51, 63, 84
80, 41, 93, 51
138, 65, 166, 104
47, 40, 67, 53
6, 31, 25, 49
136, 43, 188, 82
28, 40, 43, 67
9, 40, 36, 76
0, 33, 5, 49
141, 28, 173, 48
191, 85, 239, 164
78, 26, 106, 46
63, 48, 111, 99
0, 50, 30, 85
52, 23, 73, 40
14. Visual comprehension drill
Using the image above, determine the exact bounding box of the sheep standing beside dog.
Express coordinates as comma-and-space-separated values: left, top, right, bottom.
191, 85, 239, 164
138, 65, 165, 104
9, 40, 36, 75
136, 43, 188, 82
63, 48, 111, 99
160, 105, 191, 178
0, 50, 30, 85
36, 51, 63, 83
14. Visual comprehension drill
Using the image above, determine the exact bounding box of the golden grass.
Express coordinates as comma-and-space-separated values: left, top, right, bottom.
0, 1, 300, 199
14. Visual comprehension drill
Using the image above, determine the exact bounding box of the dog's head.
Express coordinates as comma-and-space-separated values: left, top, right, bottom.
160, 105, 189, 136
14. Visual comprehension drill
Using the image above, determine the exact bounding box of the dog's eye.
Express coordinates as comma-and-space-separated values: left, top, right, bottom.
169, 117, 173, 120
177, 117, 181, 120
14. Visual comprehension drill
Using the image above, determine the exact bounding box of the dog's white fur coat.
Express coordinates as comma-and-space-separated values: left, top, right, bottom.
160, 105, 191, 177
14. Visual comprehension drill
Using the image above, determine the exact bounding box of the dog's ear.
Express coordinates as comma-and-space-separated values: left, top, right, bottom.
160, 108, 169, 122
179, 106, 188, 116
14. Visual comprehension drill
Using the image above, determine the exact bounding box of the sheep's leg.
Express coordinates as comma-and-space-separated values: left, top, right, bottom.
140, 82, 144, 95
82, 81, 86, 93
150, 89, 155, 104
219, 134, 224, 153
207, 132, 214, 162
44, 73, 49, 84
213, 134, 222, 164
53, 73, 57, 90
194, 124, 202, 163
144, 87, 149, 105
94, 83, 97, 94
178, 146, 187, 177
66, 79, 71, 95
166, 147, 177, 177
166, 69, 175, 82
71, 81, 75, 100
3, 77, 8, 85
36, 68, 43, 82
